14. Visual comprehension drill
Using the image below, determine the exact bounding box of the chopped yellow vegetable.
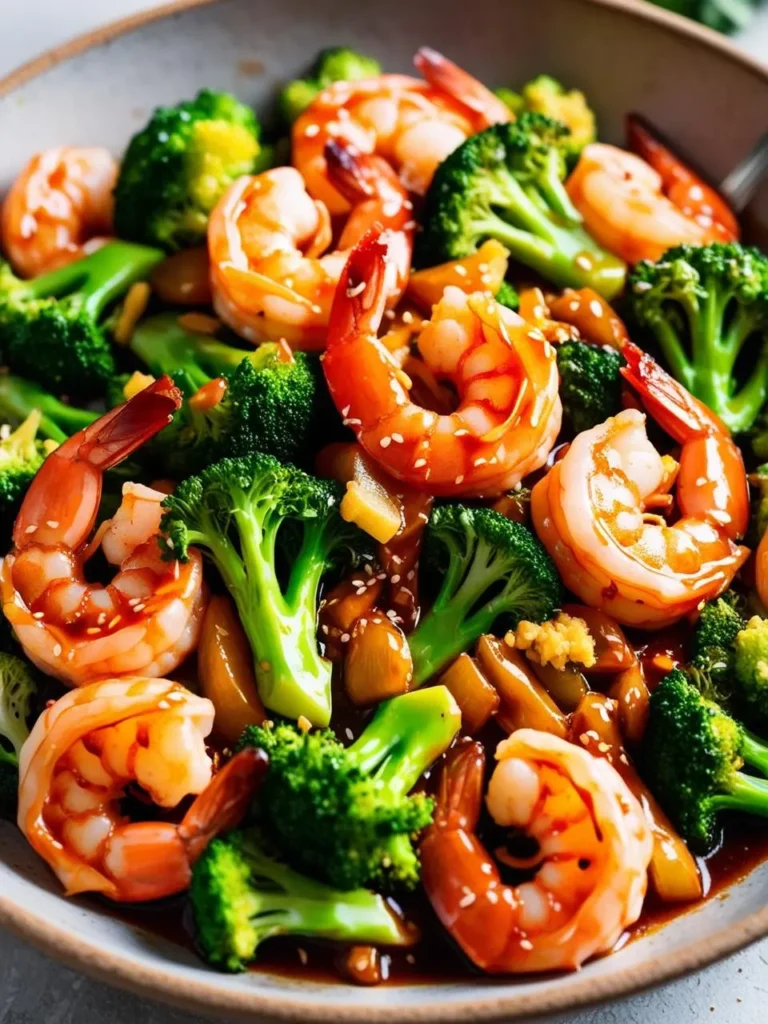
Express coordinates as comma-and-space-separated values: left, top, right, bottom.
340, 479, 401, 544
123, 370, 156, 400
113, 281, 151, 345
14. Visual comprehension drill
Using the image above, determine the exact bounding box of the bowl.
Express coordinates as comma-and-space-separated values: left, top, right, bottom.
1, 0, 767, 1019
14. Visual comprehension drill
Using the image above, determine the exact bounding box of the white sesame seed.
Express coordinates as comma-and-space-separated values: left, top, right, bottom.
391, 432, 404, 443
633, 280, 652, 293
474, 457, 487, 467
575, 255, 593, 271
589, 299, 603, 318
134, 604, 146, 613
455, 474, 464, 485
413, 458, 427, 468
46, 520, 59, 529
340, 633, 351, 643
391, 574, 401, 584
32, 611, 45, 620
384, 309, 396, 320
304, 124, 320, 137
454, 265, 468, 277
380, 436, 392, 448
401, 310, 414, 325
520, 939, 534, 951
53, 643, 62, 657
346, 280, 366, 298
569, 299, 580, 311
25, 525, 37, 534
455, 429, 468, 437
458, 892, 476, 908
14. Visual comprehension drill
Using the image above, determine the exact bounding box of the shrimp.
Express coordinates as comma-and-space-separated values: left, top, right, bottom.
292, 47, 510, 215
1, 146, 118, 278
566, 144, 725, 265
531, 342, 750, 629
209, 140, 412, 349
0, 378, 207, 684
323, 229, 561, 497
626, 113, 739, 243
420, 735, 652, 973
17, 677, 267, 901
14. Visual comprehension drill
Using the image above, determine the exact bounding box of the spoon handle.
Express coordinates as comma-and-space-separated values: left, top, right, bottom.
720, 132, 768, 213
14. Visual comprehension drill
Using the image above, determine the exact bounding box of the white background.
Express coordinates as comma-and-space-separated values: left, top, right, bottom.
0, 1, 767, 1023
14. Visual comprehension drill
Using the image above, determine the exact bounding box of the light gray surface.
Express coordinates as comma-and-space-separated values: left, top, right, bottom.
0, 1, 767, 1022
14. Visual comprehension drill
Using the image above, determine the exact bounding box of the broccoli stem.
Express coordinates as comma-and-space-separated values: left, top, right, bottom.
130, 312, 249, 391
409, 540, 506, 686
709, 771, 768, 818
347, 687, 461, 794
0, 374, 97, 444
22, 241, 163, 318
741, 731, 768, 777
203, 503, 332, 726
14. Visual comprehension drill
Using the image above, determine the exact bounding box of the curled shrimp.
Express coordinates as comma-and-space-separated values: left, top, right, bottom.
293, 47, 509, 215
17, 677, 266, 901
420, 735, 652, 973
1, 147, 118, 278
0, 379, 207, 684
324, 230, 561, 497
626, 114, 739, 243
209, 140, 412, 349
531, 342, 750, 629
566, 144, 725, 265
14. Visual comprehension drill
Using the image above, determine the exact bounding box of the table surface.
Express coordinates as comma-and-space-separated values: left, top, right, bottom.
1, 1, 768, 1021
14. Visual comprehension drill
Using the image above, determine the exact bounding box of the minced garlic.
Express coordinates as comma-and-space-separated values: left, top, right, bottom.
507, 612, 596, 671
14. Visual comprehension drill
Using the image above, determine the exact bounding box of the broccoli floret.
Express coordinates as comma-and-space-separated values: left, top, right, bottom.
0, 242, 163, 399
191, 828, 413, 972
497, 76, 596, 162
629, 243, 768, 433
239, 687, 460, 891
689, 595, 747, 701
0, 412, 52, 551
733, 616, 768, 726
0, 374, 97, 444
416, 115, 626, 299
0, 652, 37, 819
129, 313, 338, 472
495, 280, 520, 311
649, 0, 761, 34
645, 669, 768, 851
556, 340, 624, 435
407, 504, 561, 685
114, 89, 263, 251
160, 454, 367, 725
279, 48, 381, 124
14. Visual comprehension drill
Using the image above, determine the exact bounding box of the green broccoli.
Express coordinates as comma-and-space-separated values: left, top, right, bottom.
497, 76, 596, 161
0, 652, 37, 819
649, 0, 762, 34
114, 89, 264, 251
629, 243, 768, 433
416, 114, 626, 299
0, 411, 53, 551
191, 828, 413, 972
0, 242, 163, 399
129, 313, 339, 472
556, 340, 624, 435
160, 454, 367, 726
279, 47, 381, 124
733, 616, 768, 726
0, 374, 97, 445
645, 669, 768, 851
495, 280, 520, 311
407, 504, 561, 686
239, 687, 460, 892
688, 595, 747, 701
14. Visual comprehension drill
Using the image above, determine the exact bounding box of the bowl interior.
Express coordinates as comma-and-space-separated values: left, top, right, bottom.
1, 0, 767, 1020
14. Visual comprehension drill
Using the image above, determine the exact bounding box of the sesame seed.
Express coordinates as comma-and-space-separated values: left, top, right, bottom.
391, 574, 401, 584
633, 280, 652, 293
345, 728, 354, 740
85, 627, 101, 635
380, 436, 392, 448
53, 643, 62, 657
403, 219, 417, 230
25, 525, 37, 534
304, 124, 320, 137
346, 280, 367, 298
455, 474, 464, 485
297, 948, 309, 965
166, 537, 175, 549
413, 458, 427, 469
454, 265, 468, 277
597, 741, 611, 753
520, 939, 534, 951
458, 892, 476, 908
32, 611, 45, 620
474, 457, 487, 467
133, 603, 146, 613
67, 650, 75, 662
384, 309, 396, 320
46, 520, 59, 529
107, 615, 121, 630
391, 432, 404, 443
569, 299, 580, 311
575, 255, 593, 271
356, 587, 367, 596
401, 310, 414, 325
128, 597, 140, 607
311, 304, 322, 314
589, 299, 603, 318
340, 633, 351, 643
455, 429, 468, 437
97, 613, 107, 625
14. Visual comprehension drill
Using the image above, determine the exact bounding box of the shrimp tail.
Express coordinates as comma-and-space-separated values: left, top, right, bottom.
327, 227, 392, 347
178, 748, 269, 863
325, 139, 379, 203
432, 740, 486, 831
620, 341, 727, 442
413, 47, 511, 127
75, 375, 183, 470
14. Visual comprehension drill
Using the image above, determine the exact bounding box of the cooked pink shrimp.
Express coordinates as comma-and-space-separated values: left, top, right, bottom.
209, 140, 412, 349
420, 735, 652, 973
323, 229, 561, 497
566, 144, 724, 264
532, 342, 750, 629
0, 378, 207, 684
293, 47, 510, 215
17, 677, 266, 901
1, 146, 118, 278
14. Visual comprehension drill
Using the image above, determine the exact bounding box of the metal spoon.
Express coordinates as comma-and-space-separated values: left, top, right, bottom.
720, 132, 768, 212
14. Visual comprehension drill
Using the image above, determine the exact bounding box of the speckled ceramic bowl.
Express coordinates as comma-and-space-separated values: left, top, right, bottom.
1, 0, 767, 1019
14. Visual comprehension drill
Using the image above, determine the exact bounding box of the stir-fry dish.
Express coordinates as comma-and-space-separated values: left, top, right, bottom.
2, 46, 768, 986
